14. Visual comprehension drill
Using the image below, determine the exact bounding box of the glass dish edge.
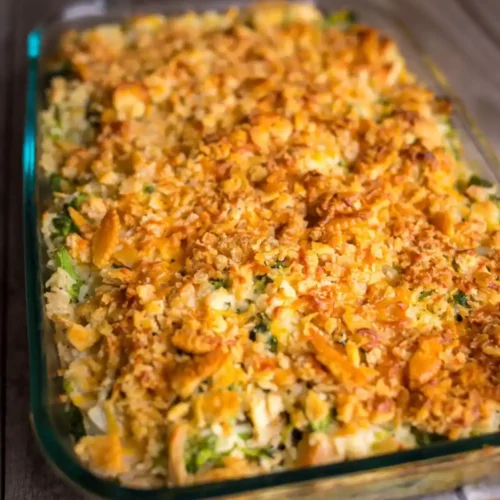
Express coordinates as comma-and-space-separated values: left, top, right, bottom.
23, 1, 500, 498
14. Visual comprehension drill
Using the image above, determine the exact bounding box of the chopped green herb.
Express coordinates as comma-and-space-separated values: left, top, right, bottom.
144, 184, 155, 194
267, 334, 278, 353
237, 431, 253, 441
67, 403, 86, 441
241, 446, 274, 460
418, 290, 434, 301
70, 282, 82, 302
249, 313, 277, 353
453, 290, 468, 308
310, 416, 332, 432
54, 248, 79, 281
63, 378, 75, 394
196, 448, 216, 469
52, 213, 76, 238
271, 259, 288, 270
469, 175, 493, 188
54, 248, 82, 301
324, 9, 357, 28
489, 194, 500, 202
254, 274, 273, 294
50, 174, 64, 193
68, 193, 88, 210
184, 434, 218, 474
411, 426, 446, 447
374, 429, 391, 442
210, 277, 230, 290
250, 312, 270, 341
52, 195, 87, 238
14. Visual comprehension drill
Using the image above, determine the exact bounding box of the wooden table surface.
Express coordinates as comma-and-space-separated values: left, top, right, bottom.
2, 0, 500, 498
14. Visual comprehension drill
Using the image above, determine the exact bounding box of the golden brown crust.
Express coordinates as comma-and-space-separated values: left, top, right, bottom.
169, 348, 230, 399
41, 1, 500, 488
295, 434, 335, 469
92, 208, 120, 268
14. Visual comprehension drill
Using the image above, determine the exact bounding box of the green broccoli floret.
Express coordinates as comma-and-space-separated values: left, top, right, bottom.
468, 175, 493, 188
270, 259, 288, 270
49, 174, 64, 193
249, 313, 278, 353
241, 446, 274, 460
249, 313, 270, 341
254, 274, 273, 294
52, 213, 75, 238
453, 290, 468, 308
411, 426, 446, 446
267, 335, 278, 353
62, 378, 75, 394
418, 290, 434, 301
210, 277, 231, 290
67, 403, 86, 441
237, 430, 253, 441
51, 194, 88, 238
310, 415, 332, 432
68, 193, 88, 210
184, 434, 219, 474
54, 248, 82, 301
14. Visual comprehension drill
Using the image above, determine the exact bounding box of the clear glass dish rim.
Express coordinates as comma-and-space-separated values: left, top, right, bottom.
23, 1, 500, 498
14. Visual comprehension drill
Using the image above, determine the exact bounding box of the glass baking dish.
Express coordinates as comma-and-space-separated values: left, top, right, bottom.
23, 0, 500, 498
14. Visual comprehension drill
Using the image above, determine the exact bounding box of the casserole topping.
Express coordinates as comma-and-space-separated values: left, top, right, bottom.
40, 2, 500, 487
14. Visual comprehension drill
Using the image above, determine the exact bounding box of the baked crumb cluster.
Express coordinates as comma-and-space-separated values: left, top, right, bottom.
40, 2, 500, 488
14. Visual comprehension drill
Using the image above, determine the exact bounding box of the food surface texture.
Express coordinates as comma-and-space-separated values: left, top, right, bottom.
40, 1, 500, 487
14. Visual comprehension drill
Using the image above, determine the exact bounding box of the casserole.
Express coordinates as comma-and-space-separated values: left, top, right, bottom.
24, 0, 500, 498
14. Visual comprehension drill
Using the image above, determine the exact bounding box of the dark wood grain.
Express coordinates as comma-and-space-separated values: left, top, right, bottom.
2, 2, 78, 498
2, 1, 500, 499
0, 0, 16, 496
382, 0, 500, 157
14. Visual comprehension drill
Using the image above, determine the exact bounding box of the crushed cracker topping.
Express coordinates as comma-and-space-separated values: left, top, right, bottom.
40, 2, 500, 487
92, 208, 120, 268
